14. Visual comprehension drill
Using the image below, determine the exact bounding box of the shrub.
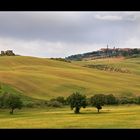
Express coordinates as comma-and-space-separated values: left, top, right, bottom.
49, 96, 66, 106
105, 94, 118, 105
0, 92, 10, 108
55, 96, 66, 105
25, 102, 35, 108
136, 96, 140, 104
118, 97, 136, 104
47, 100, 63, 107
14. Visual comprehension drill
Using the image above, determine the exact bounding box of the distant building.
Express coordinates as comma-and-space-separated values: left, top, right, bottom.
100, 47, 131, 52
119, 48, 131, 51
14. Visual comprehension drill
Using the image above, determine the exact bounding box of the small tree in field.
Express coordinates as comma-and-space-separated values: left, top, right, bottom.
5, 93, 23, 114
67, 92, 87, 114
90, 94, 106, 113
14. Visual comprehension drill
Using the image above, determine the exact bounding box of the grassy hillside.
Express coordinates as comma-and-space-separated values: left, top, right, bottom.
0, 105, 140, 128
0, 56, 140, 100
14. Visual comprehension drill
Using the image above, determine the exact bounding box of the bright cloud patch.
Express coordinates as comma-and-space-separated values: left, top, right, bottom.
0, 37, 108, 58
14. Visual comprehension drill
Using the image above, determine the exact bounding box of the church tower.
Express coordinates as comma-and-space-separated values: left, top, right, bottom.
106, 44, 108, 55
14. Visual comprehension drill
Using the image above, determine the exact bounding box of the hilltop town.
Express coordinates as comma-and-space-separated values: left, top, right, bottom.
66, 46, 140, 60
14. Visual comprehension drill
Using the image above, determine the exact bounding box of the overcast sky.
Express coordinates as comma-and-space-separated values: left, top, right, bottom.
0, 11, 140, 58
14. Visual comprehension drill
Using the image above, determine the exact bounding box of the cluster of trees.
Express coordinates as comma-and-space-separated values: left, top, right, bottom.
0, 50, 15, 56
67, 93, 118, 113
49, 92, 140, 114
46, 96, 66, 107
121, 49, 140, 57
47, 93, 140, 114
50, 58, 71, 63
0, 91, 140, 115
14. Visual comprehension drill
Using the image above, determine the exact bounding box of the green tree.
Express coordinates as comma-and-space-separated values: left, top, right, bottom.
105, 94, 118, 105
55, 96, 66, 105
5, 93, 23, 114
136, 96, 140, 104
0, 95, 4, 108
47, 100, 62, 107
90, 94, 106, 113
0, 92, 9, 108
67, 92, 87, 114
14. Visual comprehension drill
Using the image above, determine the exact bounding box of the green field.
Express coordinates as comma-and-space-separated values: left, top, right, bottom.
0, 56, 140, 101
0, 105, 139, 128
0, 56, 140, 128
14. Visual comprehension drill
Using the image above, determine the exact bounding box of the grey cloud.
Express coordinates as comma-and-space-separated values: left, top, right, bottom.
0, 12, 140, 57
0, 12, 136, 42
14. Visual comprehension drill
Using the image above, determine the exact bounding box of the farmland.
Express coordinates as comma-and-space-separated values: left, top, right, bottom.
0, 105, 139, 128
0, 56, 140, 100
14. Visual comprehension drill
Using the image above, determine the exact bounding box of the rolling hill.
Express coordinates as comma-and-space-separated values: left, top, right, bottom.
0, 56, 140, 101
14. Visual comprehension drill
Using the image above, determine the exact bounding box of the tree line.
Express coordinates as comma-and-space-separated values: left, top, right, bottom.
50, 58, 71, 63
0, 92, 140, 114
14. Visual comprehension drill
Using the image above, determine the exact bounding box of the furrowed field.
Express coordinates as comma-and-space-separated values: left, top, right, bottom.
0, 105, 140, 128
0, 56, 140, 99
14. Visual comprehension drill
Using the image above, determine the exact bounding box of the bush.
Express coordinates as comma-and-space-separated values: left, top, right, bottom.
136, 96, 140, 104
50, 58, 71, 63
25, 102, 35, 108
118, 97, 136, 104
105, 94, 118, 105
86, 98, 91, 106
0, 94, 5, 108
55, 96, 66, 105
0, 92, 10, 108
49, 96, 66, 106
47, 100, 63, 107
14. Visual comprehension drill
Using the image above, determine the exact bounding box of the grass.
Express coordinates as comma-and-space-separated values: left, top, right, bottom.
0, 84, 44, 105
0, 56, 140, 100
0, 105, 139, 128
0, 56, 139, 128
